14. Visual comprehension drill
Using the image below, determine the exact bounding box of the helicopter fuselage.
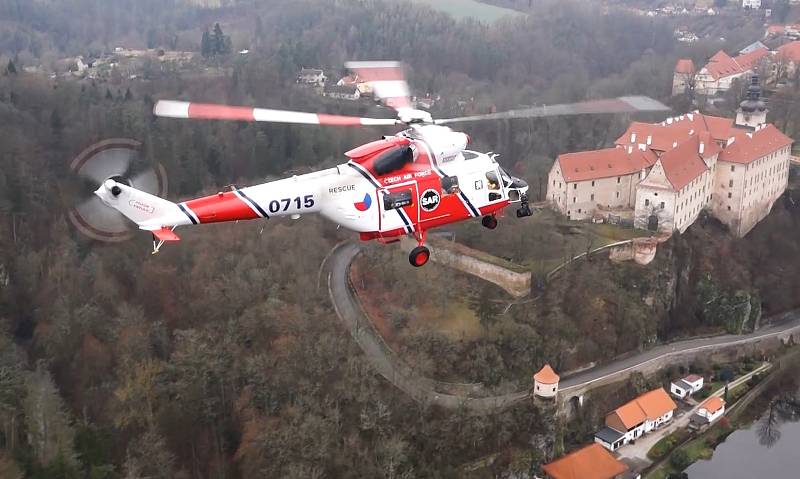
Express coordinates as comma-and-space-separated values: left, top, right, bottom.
167, 126, 528, 240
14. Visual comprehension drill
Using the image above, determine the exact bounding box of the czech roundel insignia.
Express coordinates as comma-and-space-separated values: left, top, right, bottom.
354, 193, 372, 211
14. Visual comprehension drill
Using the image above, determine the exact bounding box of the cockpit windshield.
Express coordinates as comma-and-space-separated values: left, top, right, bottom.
499, 168, 514, 188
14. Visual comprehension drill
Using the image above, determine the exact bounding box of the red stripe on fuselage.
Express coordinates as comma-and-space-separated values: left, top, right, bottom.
188, 103, 255, 121
318, 114, 363, 126
184, 191, 260, 223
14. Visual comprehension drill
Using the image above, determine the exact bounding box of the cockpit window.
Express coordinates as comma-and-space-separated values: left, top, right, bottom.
499, 168, 513, 188
373, 146, 414, 175
441, 175, 460, 194
463, 151, 480, 160
486, 171, 500, 190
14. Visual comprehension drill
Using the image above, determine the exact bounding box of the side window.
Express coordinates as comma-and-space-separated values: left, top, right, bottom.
486, 171, 500, 190
383, 189, 413, 210
441, 176, 460, 194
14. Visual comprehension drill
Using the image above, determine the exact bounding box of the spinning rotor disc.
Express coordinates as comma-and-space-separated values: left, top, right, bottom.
68, 139, 167, 242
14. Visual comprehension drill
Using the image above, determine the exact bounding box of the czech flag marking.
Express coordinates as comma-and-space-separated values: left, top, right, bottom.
354, 193, 372, 212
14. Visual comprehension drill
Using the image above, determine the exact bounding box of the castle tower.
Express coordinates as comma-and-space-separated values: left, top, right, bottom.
736, 74, 767, 129
533, 364, 560, 399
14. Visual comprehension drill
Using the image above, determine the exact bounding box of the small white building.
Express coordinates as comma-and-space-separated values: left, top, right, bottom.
695, 396, 726, 424
532, 364, 560, 399
324, 84, 360, 101
670, 374, 704, 399
297, 68, 326, 86
743, 0, 761, 9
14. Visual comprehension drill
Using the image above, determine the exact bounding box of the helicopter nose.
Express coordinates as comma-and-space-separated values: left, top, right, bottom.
510, 177, 528, 190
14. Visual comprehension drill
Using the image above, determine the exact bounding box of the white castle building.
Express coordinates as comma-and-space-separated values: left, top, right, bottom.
547, 77, 794, 238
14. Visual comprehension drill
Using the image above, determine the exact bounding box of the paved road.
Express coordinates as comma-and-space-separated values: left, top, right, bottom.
325, 241, 800, 413
325, 241, 528, 413
559, 313, 800, 393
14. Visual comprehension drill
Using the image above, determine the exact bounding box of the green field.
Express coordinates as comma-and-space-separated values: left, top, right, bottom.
405, 0, 524, 22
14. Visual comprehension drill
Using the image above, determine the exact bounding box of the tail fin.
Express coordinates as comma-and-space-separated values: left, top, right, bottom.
94, 180, 190, 231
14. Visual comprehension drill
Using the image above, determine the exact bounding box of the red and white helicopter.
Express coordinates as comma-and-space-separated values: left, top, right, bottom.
91, 62, 668, 266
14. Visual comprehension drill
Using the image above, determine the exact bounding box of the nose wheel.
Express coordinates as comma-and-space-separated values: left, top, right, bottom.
482, 215, 498, 229
516, 193, 532, 218
409, 229, 430, 267
409, 245, 430, 267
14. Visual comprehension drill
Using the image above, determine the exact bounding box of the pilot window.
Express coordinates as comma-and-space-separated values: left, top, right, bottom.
486, 171, 500, 190
440, 175, 460, 194
383, 189, 413, 210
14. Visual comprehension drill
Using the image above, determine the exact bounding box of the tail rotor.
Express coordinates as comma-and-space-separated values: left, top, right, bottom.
68, 139, 167, 242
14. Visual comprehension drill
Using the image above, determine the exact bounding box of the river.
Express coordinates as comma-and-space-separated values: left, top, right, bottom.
685, 381, 800, 478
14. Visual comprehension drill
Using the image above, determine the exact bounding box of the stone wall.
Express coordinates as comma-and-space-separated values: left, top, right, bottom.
400, 237, 531, 298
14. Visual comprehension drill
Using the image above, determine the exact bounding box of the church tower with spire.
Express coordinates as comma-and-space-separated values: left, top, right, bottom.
735, 74, 767, 129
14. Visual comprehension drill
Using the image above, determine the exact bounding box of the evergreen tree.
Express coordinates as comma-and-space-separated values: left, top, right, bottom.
213, 23, 225, 55
201, 29, 212, 58
105, 89, 113, 100
6, 59, 16, 75
124, 88, 133, 101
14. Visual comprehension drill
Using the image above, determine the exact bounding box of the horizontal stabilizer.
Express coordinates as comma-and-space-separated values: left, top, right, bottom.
151, 227, 180, 242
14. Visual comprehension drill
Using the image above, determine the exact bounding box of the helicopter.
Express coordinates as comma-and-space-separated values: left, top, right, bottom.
91, 61, 668, 266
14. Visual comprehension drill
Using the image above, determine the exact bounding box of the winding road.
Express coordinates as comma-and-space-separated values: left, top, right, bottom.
324, 241, 800, 413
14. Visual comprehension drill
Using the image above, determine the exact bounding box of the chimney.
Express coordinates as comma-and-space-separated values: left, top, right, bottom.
689, 129, 694, 135
688, 113, 694, 121
647, 135, 652, 145
673, 141, 678, 148
727, 137, 735, 146
638, 143, 646, 151
746, 132, 753, 138
699, 142, 705, 154
679, 115, 685, 121
667, 117, 673, 125
631, 133, 637, 143
627, 146, 633, 154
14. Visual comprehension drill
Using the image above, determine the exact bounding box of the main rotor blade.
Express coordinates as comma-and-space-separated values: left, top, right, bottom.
434, 96, 671, 125
154, 100, 399, 126
345, 61, 411, 110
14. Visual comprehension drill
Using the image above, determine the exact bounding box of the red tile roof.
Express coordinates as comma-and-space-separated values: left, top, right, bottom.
702, 48, 769, 80
543, 444, 628, 479
608, 388, 678, 430
701, 396, 725, 414
615, 113, 733, 152
719, 124, 794, 164
534, 364, 560, 384
557, 147, 657, 182
767, 25, 785, 35
658, 135, 710, 191
675, 58, 695, 74
777, 41, 800, 63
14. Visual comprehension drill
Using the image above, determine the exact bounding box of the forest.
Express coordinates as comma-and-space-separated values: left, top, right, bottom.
1, 0, 799, 478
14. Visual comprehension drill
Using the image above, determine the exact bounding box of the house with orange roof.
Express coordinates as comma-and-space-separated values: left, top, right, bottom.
547, 147, 657, 220
594, 388, 677, 451
693, 396, 726, 425
694, 48, 769, 95
775, 40, 800, 78
711, 123, 793, 236
633, 133, 719, 234
672, 58, 695, 96
542, 443, 629, 479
